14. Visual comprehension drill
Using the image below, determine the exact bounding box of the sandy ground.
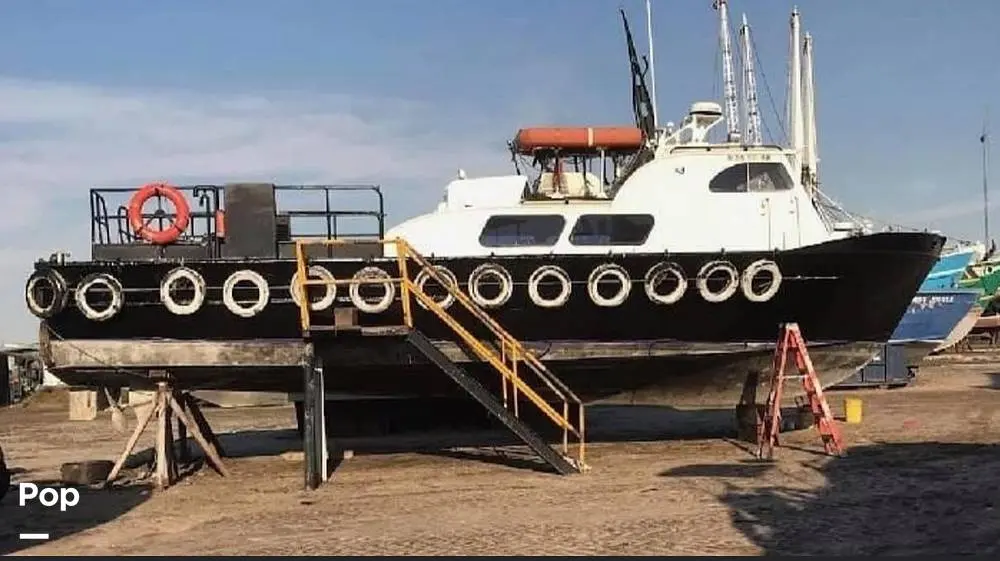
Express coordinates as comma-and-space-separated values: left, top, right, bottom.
2, 361, 999, 556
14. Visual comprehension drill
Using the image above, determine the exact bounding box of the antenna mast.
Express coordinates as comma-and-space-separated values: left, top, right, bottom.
645, 0, 658, 128
983, 115, 991, 244
801, 32, 819, 187
714, 0, 740, 142
788, 7, 805, 185
738, 13, 762, 146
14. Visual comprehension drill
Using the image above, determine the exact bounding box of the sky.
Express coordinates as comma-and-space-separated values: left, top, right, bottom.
0, 0, 998, 343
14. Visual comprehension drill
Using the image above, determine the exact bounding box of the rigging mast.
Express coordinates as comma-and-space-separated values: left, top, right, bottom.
983, 116, 991, 245
802, 32, 819, 188
714, 0, 741, 143
738, 13, 763, 146
788, 7, 806, 188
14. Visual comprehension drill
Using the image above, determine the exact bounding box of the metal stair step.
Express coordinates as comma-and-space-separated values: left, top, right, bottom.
405, 330, 578, 475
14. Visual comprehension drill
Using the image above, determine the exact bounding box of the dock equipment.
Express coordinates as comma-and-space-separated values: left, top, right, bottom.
757, 322, 844, 460
293, 238, 587, 489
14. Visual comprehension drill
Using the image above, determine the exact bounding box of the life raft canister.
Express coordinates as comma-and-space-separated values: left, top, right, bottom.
126, 182, 192, 245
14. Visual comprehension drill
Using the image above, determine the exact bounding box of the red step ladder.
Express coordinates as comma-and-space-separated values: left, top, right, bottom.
757, 322, 845, 460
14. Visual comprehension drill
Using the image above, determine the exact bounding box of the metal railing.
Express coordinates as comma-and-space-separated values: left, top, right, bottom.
292, 237, 586, 470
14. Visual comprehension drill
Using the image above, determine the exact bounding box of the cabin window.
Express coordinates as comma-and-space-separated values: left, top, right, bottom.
709, 162, 793, 193
479, 215, 566, 247
569, 214, 655, 246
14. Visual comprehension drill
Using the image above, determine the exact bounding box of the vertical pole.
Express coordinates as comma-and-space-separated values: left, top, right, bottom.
302, 343, 325, 491
153, 382, 171, 490
318, 362, 329, 483
0, 356, 10, 406
983, 126, 990, 244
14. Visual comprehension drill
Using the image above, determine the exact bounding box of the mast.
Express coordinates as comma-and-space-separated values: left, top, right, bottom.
645, 0, 658, 128
802, 31, 819, 187
714, 0, 741, 142
788, 7, 805, 183
983, 117, 991, 244
738, 13, 762, 146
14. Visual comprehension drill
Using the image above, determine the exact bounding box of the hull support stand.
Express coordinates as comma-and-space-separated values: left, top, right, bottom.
105, 380, 229, 490
303, 344, 329, 490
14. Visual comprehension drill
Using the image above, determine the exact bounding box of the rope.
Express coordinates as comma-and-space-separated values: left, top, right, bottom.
750, 30, 787, 146
41, 325, 153, 412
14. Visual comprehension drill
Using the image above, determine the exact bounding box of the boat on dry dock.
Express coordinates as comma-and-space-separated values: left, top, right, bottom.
23, 5, 943, 408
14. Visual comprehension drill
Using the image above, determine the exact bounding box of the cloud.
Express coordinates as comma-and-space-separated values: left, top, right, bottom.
0, 77, 529, 343
872, 196, 996, 243
890, 199, 991, 225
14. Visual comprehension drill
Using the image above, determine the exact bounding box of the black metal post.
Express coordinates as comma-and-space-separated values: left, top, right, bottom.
302, 344, 325, 491
0, 354, 10, 407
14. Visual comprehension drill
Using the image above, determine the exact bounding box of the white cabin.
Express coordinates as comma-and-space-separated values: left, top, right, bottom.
385, 101, 857, 259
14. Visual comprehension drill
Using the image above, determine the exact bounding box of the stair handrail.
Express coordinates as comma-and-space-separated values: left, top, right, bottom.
393, 238, 583, 405
405, 285, 577, 435
292, 237, 585, 446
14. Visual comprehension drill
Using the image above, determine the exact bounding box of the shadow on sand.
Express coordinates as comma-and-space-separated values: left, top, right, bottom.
0, 479, 152, 555
102, 402, 757, 477
197, 402, 785, 475
981, 372, 1000, 390
0, 400, 822, 554
661, 442, 1000, 555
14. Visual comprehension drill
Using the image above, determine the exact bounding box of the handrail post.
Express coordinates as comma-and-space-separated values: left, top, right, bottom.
394, 239, 413, 328
294, 240, 311, 333
562, 401, 569, 454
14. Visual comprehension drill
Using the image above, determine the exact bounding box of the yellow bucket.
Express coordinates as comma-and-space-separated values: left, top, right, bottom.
844, 397, 863, 424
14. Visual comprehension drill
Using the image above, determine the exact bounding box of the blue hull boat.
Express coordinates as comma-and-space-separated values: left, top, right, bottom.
890, 288, 982, 367
919, 245, 980, 290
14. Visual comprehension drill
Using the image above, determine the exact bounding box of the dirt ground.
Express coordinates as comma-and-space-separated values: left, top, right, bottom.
2, 359, 1000, 556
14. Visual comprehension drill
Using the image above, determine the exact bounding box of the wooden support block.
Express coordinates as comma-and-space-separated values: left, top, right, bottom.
68, 388, 100, 421
154, 383, 171, 489
105, 391, 158, 486
62, 460, 114, 486
105, 381, 229, 490
184, 393, 226, 458
168, 393, 230, 477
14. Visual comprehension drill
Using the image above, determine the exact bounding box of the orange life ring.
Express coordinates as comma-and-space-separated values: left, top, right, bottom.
127, 182, 191, 245
215, 209, 226, 238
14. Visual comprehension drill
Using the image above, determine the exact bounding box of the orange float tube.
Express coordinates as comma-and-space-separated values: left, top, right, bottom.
127, 182, 192, 245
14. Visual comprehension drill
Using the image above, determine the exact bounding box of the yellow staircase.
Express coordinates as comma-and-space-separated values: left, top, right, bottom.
292, 238, 587, 474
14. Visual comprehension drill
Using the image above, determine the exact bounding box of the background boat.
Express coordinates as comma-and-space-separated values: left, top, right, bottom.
920, 244, 983, 290
934, 299, 985, 352
960, 262, 1000, 310
889, 288, 982, 366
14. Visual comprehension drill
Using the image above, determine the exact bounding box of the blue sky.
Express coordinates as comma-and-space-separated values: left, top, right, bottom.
0, 0, 998, 342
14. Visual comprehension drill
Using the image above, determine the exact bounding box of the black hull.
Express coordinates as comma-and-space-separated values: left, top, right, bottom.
31, 231, 944, 405
44, 339, 879, 407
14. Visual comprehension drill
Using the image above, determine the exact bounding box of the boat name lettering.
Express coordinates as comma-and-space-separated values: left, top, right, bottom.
910, 295, 956, 309
726, 153, 773, 162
